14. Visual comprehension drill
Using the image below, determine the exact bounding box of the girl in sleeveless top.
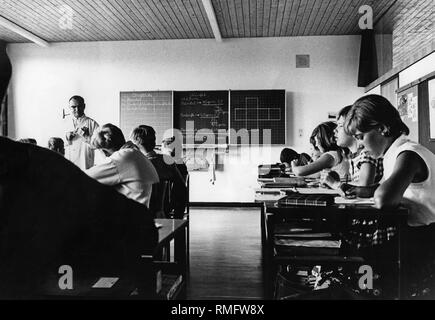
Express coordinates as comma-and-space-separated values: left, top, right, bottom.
291, 121, 350, 180
345, 94, 435, 298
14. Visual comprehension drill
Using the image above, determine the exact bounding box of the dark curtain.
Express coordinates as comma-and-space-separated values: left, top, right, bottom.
0, 41, 12, 135
358, 30, 379, 87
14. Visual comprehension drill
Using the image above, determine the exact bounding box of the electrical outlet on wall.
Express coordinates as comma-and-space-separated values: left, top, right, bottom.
299, 129, 303, 137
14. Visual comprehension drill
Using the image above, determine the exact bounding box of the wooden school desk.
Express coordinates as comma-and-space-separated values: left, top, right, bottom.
261, 200, 408, 300
40, 218, 189, 300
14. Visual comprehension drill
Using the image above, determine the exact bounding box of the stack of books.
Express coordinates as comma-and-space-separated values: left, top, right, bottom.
260, 177, 307, 188
278, 193, 335, 207
274, 228, 341, 256
275, 238, 342, 256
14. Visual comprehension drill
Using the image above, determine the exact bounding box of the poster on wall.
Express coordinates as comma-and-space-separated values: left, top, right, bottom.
429, 79, 435, 139
398, 92, 418, 122
397, 86, 419, 142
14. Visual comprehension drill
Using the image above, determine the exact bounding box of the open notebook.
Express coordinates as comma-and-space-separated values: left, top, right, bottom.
334, 197, 375, 205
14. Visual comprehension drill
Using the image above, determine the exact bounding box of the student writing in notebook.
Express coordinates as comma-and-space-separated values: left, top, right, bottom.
345, 94, 435, 298
290, 121, 350, 180
321, 105, 383, 198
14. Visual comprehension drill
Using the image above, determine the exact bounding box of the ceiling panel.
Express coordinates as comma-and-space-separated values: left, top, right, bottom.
0, 0, 402, 43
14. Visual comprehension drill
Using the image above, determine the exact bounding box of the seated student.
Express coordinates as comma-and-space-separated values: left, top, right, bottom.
161, 134, 189, 218
299, 153, 312, 165
47, 137, 65, 156
0, 136, 158, 299
321, 105, 383, 198
131, 125, 188, 218
280, 148, 312, 171
345, 94, 435, 298
131, 126, 183, 181
17, 138, 37, 145
86, 124, 159, 208
291, 121, 350, 180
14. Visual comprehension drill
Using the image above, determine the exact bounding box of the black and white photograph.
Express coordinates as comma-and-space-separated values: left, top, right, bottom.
0, 0, 435, 308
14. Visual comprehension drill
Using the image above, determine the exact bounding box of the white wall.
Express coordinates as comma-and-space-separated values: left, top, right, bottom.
8, 36, 364, 202
366, 85, 381, 95
399, 51, 435, 87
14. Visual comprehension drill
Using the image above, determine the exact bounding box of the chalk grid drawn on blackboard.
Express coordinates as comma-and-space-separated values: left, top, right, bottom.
230, 90, 286, 145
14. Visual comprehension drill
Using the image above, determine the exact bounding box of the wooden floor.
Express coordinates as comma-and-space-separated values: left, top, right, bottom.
186, 207, 264, 300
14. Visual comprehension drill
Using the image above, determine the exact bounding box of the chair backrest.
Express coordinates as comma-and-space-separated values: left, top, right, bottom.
167, 170, 189, 219
149, 180, 170, 219
184, 173, 190, 217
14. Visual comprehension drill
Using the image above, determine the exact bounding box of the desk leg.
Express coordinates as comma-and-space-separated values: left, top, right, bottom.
397, 218, 407, 300
260, 204, 266, 260
186, 219, 190, 278
174, 229, 187, 277
260, 204, 267, 298
173, 226, 188, 300
263, 210, 276, 299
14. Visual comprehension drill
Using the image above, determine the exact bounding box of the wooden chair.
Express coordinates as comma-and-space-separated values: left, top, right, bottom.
166, 172, 189, 219
149, 180, 170, 219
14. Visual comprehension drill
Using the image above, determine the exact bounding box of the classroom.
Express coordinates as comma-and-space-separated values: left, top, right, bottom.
0, 0, 434, 302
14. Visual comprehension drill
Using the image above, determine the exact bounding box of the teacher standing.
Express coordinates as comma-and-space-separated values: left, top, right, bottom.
65, 95, 99, 170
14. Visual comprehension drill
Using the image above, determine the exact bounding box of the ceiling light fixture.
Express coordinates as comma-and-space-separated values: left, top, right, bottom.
201, 0, 222, 42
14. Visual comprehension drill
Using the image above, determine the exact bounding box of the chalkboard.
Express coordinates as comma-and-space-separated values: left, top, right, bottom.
230, 90, 286, 145
173, 91, 229, 145
120, 91, 173, 144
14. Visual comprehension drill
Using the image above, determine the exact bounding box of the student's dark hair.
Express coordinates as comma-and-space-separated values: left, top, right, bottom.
310, 121, 349, 160
17, 138, 37, 145
91, 123, 126, 151
69, 95, 85, 106
309, 136, 319, 152
280, 148, 299, 164
337, 105, 353, 119
299, 153, 312, 166
130, 125, 156, 152
310, 121, 338, 152
48, 137, 65, 155
345, 94, 410, 137
121, 140, 140, 151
